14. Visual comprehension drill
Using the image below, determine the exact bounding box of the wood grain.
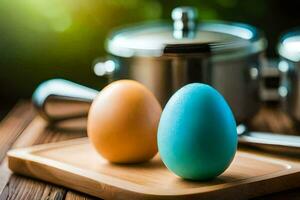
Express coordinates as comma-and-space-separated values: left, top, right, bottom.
0, 174, 66, 200
65, 191, 97, 200
1, 119, 91, 200
0, 102, 100, 200
8, 137, 300, 200
0, 101, 35, 162
0, 101, 35, 196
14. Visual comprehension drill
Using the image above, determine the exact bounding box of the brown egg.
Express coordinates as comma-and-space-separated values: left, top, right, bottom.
87, 80, 162, 164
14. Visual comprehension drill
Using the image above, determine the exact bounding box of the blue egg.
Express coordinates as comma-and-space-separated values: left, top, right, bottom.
158, 83, 237, 181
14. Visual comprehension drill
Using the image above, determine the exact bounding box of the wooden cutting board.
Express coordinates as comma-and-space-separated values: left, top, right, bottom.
7, 137, 300, 200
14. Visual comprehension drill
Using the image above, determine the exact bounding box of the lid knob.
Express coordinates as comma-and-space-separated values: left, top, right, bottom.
172, 7, 198, 39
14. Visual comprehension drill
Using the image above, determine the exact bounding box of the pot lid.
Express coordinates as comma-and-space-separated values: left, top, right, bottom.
107, 7, 266, 59
278, 29, 300, 62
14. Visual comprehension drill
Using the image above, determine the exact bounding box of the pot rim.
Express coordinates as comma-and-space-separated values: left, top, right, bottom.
278, 27, 300, 62
106, 20, 267, 60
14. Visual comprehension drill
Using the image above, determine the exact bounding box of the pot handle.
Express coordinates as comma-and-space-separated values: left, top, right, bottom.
32, 79, 98, 122
259, 59, 281, 102
93, 59, 116, 77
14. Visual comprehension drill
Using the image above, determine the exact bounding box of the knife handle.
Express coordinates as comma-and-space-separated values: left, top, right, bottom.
32, 79, 98, 123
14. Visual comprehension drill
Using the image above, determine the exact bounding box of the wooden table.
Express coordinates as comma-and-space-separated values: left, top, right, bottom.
1, 101, 300, 200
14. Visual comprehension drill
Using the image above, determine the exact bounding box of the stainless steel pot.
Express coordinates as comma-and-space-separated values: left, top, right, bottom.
33, 6, 267, 123
278, 29, 300, 121
93, 7, 267, 123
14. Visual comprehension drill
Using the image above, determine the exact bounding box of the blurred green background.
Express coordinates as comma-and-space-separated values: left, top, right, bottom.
0, 0, 299, 113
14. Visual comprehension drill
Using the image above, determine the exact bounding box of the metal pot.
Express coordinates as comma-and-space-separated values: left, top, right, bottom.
93, 7, 266, 123
278, 28, 300, 121
33, 6, 267, 123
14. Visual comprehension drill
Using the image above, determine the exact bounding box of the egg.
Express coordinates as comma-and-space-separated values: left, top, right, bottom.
157, 83, 237, 180
87, 80, 162, 164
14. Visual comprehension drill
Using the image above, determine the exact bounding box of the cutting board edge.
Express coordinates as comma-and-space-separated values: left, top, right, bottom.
7, 138, 300, 200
